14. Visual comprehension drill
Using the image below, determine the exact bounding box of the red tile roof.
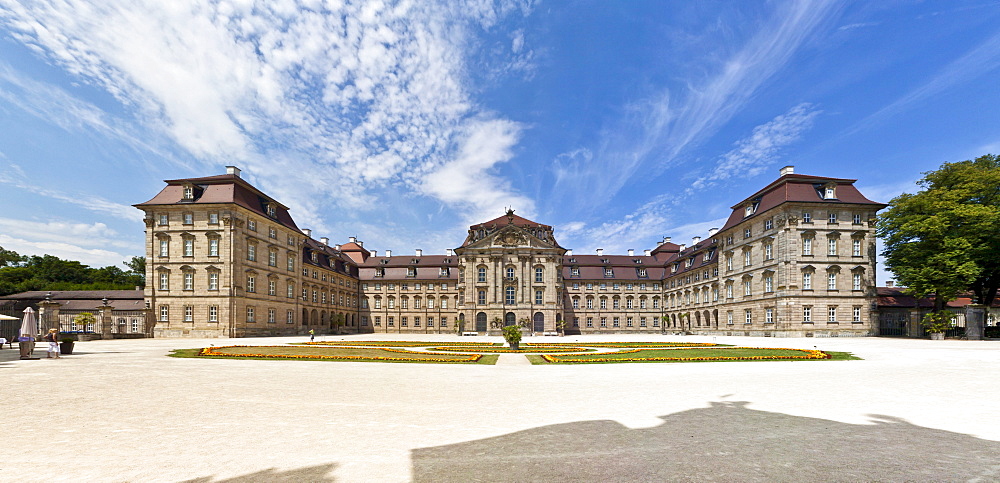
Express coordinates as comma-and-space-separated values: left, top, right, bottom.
470, 212, 551, 229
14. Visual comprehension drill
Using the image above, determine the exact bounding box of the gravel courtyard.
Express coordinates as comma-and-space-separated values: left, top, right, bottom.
2, 334, 998, 482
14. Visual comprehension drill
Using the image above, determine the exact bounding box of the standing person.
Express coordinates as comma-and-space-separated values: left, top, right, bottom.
43, 328, 60, 359
309, 329, 315, 342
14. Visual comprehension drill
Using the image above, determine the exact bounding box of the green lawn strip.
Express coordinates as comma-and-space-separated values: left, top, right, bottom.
170, 346, 495, 364
824, 351, 862, 361
545, 347, 826, 363
522, 342, 729, 348
294, 341, 501, 347
429, 345, 593, 353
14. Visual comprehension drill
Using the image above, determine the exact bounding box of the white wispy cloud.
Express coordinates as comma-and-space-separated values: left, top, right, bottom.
552, 0, 842, 208
850, 28, 1000, 133
0, 0, 535, 234
0, 217, 140, 267
0, 160, 144, 222
691, 103, 820, 190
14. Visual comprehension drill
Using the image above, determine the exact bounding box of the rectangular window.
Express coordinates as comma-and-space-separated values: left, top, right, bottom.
764, 276, 773, 293
159, 305, 168, 322
828, 273, 837, 290
727, 311, 734, 325
535, 290, 543, 305
626, 317, 633, 327
535, 267, 543, 283
388, 317, 394, 326
477, 290, 486, 305
626, 298, 633, 309
246, 306, 255, 323
853, 214, 862, 225
803, 238, 813, 256
600, 317, 607, 327
247, 244, 256, 261
209, 239, 219, 257
209, 272, 219, 291
586, 317, 593, 328
441, 298, 448, 309
401, 317, 408, 327
802, 212, 812, 223
744, 250, 751, 267
652, 298, 660, 309
828, 306, 837, 322
853, 306, 862, 322
246, 275, 255, 292
268, 308, 276, 324
829, 212, 838, 223
268, 280, 276, 296
183, 213, 193, 225
744, 280, 752, 296
158, 214, 168, 226
159, 273, 169, 291
184, 239, 194, 257
803, 272, 812, 290
413, 317, 420, 327
183, 273, 193, 291
286, 283, 294, 298
269, 228, 276, 239
726, 284, 733, 298
184, 306, 193, 322
828, 239, 837, 256
613, 317, 620, 327
477, 267, 486, 283
209, 306, 218, 322
803, 307, 812, 323
269, 250, 277, 267
853, 273, 862, 290
209, 212, 219, 224
765, 218, 773, 230
248, 220, 256, 231
159, 239, 169, 257
612, 299, 620, 309
765, 308, 774, 324
764, 243, 772, 260
853, 239, 862, 257
745, 309, 752, 325
600, 298, 607, 309
639, 317, 646, 327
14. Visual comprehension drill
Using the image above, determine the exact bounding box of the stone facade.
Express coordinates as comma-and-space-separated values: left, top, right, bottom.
136, 165, 886, 338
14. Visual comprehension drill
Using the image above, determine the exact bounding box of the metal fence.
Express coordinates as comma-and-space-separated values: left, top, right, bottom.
53, 310, 150, 337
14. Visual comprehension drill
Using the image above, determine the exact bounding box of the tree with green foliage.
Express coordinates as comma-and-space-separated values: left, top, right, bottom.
0, 246, 145, 295
124, 256, 146, 286
877, 154, 1000, 317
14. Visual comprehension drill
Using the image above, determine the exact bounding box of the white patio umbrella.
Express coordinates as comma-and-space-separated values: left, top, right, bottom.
20, 307, 38, 337
0, 314, 18, 321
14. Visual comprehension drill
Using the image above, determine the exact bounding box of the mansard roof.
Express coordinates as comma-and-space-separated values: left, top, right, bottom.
135, 173, 300, 232
469, 211, 551, 230
719, 172, 887, 231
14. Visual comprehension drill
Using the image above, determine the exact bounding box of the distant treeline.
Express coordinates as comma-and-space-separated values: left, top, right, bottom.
0, 246, 144, 296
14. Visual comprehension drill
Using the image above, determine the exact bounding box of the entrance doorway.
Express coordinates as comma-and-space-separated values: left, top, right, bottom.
504, 312, 516, 326
476, 312, 487, 332
533, 312, 544, 332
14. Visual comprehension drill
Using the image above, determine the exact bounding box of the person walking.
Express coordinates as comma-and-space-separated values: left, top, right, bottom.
309, 329, 315, 342
43, 328, 60, 359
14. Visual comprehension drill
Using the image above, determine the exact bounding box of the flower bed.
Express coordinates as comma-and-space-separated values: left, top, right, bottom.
541, 347, 830, 364
523, 342, 722, 348
427, 345, 591, 353
198, 345, 482, 363
298, 341, 497, 347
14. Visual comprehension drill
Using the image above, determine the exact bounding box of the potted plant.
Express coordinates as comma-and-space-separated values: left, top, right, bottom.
501, 324, 522, 350
73, 312, 97, 341
922, 312, 951, 340
60, 334, 76, 355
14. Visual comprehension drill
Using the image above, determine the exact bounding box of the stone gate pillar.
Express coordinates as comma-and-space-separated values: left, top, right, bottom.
965, 304, 985, 340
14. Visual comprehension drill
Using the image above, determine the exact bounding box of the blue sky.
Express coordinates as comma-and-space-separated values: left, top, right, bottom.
2, 1, 1000, 285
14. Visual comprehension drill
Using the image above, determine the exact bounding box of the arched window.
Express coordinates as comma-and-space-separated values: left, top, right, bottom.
506, 266, 516, 279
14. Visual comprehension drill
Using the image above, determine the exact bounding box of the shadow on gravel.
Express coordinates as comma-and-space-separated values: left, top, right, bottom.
412, 401, 1000, 482
182, 463, 337, 482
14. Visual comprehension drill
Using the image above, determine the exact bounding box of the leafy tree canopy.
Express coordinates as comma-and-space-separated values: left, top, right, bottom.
877, 154, 1000, 308
0, 247, 145, 296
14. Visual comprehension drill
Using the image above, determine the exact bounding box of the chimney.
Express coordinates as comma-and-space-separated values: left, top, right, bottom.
662, 236, 671, 244
779, 165, 794, 176
627, 249, 634, 257
334, 244, 341, 250
415, 249, 423, 257
371, 250, 377, 257
446, 249, 454, 256
226, 166, 241, 177
692, 236, 701, 245
385, 250, 392, 257
644, 249, 651, 256
302, 228, 312, 237
358, 240, 363, 247
886, 281, 894, 288
320, 237, 329, 246
596, 248, 604, 256
566, 249, 573, 256
349, 236, 357, 244
679, 244, 686, 251
708, 227, 719, 237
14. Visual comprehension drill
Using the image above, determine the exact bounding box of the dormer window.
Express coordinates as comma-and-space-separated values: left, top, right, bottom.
375, 268, 385, 278
825, 186, 836, 199
411, 259, 420, 264
266, 203, 277, 218
604, 268, 614, 278
310, 252, 317, 263
183, 185, 194, 200
745, 205, 754, 217
407, 267, 416, 277
686, 258, 693, 268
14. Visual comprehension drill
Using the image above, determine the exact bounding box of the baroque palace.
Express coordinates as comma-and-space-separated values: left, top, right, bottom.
135, 165, 886, 338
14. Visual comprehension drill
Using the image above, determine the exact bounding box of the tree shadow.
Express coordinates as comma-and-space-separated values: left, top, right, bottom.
181, 463, 337, 482
412, 401, 1000, 482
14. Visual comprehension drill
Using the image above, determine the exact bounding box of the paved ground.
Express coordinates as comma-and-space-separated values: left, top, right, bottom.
1, 334, 998, 482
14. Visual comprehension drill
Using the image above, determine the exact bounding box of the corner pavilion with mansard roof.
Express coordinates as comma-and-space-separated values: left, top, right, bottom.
136, 165, 887, 337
